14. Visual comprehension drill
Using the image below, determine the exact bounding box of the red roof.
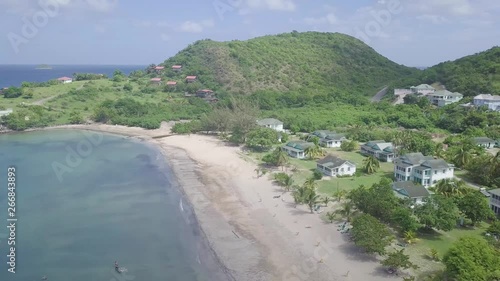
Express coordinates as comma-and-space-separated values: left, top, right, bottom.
58, 77, 72, 81
150, 78, 162, 82
154, 66, 165, 70
172, 65, 182, 69
186, 76, 197, 80
198, 89, 213, 93
166, 81, 177, 85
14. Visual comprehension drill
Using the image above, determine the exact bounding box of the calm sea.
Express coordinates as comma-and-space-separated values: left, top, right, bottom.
0, 65, 145, 88
0, 130, 232, 281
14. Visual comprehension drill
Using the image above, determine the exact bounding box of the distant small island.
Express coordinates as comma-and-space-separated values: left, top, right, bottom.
35, 64, 52, 69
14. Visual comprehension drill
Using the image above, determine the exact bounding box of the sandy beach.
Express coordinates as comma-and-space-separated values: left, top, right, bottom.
4, 123, 397, 281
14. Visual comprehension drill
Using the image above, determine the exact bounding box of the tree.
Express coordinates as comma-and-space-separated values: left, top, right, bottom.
443, 237, 500, 281
245, 127, 280, 151
262, 147, 289, 171
487, 220, 500, 236
326, 212, 336, 223
304, 144, 325, 159
432, 179, 471, 198
457, 192, 495, 225
381, 249, 416, 273
415, 196, 459, 231
336, 200, 356, 222
349, 179, 398, 222
304, 188, 322, 213
351, 213, 393, 255
391, 207, 420, 233
123, 83, 133, 91
363, 156, 380, 174
333, 188, 347, 202
340, 140, 358, 152
3, 87, 23, 98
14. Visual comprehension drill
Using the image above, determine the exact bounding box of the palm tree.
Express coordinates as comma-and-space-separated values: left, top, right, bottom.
432, 179, 470, 197
363, 156, 380, 174
305, 145, 325, 159
283, 175, 294, 192
404, 231, 417, 244
303, 177, 318, 190
304, 188, 322, 213
322, 196, 331, 207
333, 188, 347, 202
326, 212, 336, 223
292, 185, 307, 207
434, 143, 446, 159
452, 144, 473, 168
273, 147, 289, 171
337, 200, 356, 222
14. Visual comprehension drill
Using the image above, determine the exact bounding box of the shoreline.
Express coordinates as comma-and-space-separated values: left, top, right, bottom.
2, 123, 394, 281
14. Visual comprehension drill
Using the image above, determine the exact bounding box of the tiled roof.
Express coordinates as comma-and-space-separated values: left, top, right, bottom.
421, 159, 451, 169
474, 94, 500, 101
317, 155, 352, 169
393, 181, 430, 198
473, 137, 495, 143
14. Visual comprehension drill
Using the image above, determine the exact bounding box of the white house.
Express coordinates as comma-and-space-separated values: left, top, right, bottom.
309, 130, 347, 148
57, 77, 73, 84
427, 90, 463, 107
410, 84, 436, 95
360, 140, 396, 162
488, 189, 500, 216
282, 141, 315, 159
473, 137, 496, 149
257, 118, 284, 132
316, 155, 356, 177
394, 153, 454, 188
473, 94, 500, 111
392, 181, 430, 205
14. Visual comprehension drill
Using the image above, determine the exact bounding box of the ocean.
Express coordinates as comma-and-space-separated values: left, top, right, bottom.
0, 65, 145, 88
0, 130, 232, 281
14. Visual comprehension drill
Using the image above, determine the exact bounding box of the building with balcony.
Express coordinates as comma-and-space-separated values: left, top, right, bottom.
489, 189, 500, 216
394, 153, 454, 188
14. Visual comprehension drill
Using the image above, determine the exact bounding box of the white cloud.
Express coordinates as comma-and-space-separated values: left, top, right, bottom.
416, 14, 450, 24
244, 0, 295, 11
178, 19, 214, 33
304, 13, 337, 25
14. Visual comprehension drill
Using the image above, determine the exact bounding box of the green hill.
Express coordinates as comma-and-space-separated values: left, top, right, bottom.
399, 47, 500, 96
157, 31, 419, 96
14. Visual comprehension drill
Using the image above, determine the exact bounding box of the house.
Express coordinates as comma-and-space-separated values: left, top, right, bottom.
488, 188, 500, 216
166, 81, 177, 87
150, 78, 162, 85
0, 108, 13, 117
282, 141, 315, 159
154, 66, 164, 74
196, 89, 214, 98
186, 76, 197, 83
172, 65, 182, 72
473, 94, 500, 111
0, 87, 7, 95
410, 84, 436, 95
57, 77, 72, 84
392, 181, 430, 205
257, 118, 284, 132
473, 137, 495, 148
316, 155, 356, 177
360, 140, 396, 162
309, 130, 347, 148
427, 90, 463, 107
394, 153, 435, 182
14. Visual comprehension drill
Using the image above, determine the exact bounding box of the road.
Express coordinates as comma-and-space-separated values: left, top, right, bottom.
371, 86, 388, 102
31, 84, 84, 106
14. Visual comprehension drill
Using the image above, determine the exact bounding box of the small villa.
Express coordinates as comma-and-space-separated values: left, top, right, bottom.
172, 65, 182, 71
426, 90, 463, 107
166, 81, 177, 86
57, 77, 72, 84
154, 66, 164, 70
257, 118, 284, 132
309, 131, 347, 148
150, 78, 162, 85
316, 155, 356, 177
360, 141, 395, 162
196, 89, 214, 98
392, 181, 430, 205
473, 137, 495, 148
186, 76, 197, 83
410, 84, 436, 95
394, 153, 454, 188
282, 141, 315, 159
473, 94, 500, 111
489, 189, 500, 215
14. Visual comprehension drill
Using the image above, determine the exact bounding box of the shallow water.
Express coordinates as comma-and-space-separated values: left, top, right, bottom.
0, 130, 231, 281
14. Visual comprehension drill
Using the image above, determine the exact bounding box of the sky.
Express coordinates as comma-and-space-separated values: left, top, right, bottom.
0, 0, 499, 67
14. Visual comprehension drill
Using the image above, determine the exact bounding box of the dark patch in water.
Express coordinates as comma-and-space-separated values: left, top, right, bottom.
135, 153, 151, 163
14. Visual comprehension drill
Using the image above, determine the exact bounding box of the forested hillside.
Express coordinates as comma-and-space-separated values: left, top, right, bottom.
157, 31, 419, 96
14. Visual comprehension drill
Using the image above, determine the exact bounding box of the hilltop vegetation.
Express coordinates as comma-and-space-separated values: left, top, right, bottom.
159, 31, 418, 96
393, 47, 500, 96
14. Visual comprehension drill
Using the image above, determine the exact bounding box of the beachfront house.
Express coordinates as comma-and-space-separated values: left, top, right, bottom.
282, 141, 315, 159
172, 65, 182, 72
186, 76, 197, 83
316, 155, 356, 177
57, 77, 73, 84
392, 181, 430, 205
489, 189, 500, 216
150, 78, 162, 85
473, 94, 500, 111
473, 137, 495, 149
426, 90, 463, 107
196, 89, 214, 98
360, 141, 395, 162
308, 130, 347, 148
0, 108, 13, 117
257, 118, 284, 132
394, 153, 454, 188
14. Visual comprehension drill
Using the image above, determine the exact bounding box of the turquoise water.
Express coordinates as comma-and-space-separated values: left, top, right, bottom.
0, 130, 232, 281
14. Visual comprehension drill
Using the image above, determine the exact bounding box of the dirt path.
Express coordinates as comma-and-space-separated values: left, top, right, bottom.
31, 83, 84, 106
